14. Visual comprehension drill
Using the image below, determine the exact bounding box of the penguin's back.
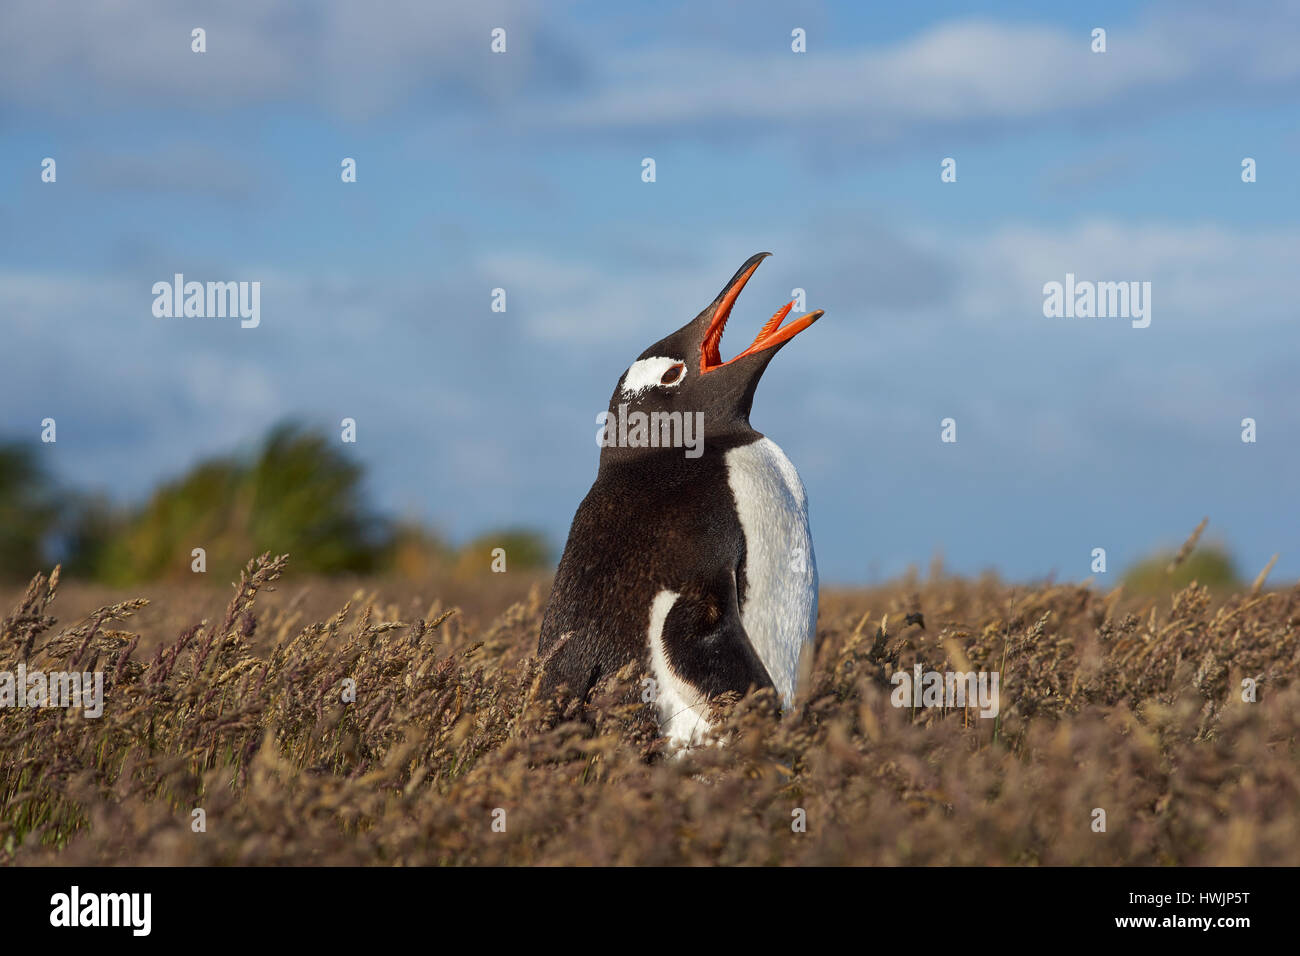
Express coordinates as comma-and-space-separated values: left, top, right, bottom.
536, 445, 745, 699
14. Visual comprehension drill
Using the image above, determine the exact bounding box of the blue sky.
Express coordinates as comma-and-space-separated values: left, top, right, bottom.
2, 0, 1298, 584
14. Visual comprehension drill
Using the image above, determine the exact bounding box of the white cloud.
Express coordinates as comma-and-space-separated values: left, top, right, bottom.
5, 2, 1297, 139
486, 246, 777, 346
949, 220, 1300, 327
528, 10, 1295, 138
480, 217, 1300, 464
3, 212, 1298, 578
85, 142, 260, 200
0, 0, 577, 116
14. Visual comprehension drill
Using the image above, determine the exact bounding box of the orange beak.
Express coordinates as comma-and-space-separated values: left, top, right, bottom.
700, 254, 823, 374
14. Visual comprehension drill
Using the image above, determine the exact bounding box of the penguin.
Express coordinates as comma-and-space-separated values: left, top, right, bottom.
537, 252, 822, 748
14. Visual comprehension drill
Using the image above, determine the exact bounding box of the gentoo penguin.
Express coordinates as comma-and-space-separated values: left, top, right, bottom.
537, 252, 822, 748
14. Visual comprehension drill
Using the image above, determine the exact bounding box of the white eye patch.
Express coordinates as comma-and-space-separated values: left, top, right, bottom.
620, 356, 687, 398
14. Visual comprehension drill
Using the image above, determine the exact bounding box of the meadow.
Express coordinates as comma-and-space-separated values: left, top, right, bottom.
2, 547, 1296, 866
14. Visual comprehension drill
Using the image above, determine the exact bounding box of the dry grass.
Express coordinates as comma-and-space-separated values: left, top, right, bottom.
2, 554, 1298, 865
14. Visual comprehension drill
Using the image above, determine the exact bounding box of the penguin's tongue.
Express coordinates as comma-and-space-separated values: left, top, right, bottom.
700, 260, 822, 374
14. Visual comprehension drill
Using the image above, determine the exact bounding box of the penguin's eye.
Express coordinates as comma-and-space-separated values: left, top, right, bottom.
660, 364, 684, 386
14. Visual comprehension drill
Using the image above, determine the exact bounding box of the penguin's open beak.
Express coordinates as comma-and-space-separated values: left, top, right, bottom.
700, 252, 823, 375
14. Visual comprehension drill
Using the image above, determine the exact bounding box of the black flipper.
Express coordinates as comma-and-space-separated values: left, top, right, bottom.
659, 569, 774, 706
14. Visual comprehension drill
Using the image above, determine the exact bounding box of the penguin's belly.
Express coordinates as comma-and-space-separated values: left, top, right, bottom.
724, 437, 818, 706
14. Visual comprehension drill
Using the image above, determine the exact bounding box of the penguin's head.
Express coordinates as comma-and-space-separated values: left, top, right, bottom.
604, 252, 822, 452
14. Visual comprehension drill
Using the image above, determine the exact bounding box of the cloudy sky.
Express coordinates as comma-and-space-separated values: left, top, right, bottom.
2, 0, 1298, 583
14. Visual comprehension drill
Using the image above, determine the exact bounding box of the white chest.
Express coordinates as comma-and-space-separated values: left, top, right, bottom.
724, 437, 818, 707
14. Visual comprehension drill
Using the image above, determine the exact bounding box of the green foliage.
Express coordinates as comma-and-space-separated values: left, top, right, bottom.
382, 521, 455, 579
1, 422, 555, 583
0, 443, 58, 581
246, 425, 380, 575
95, 422, 384, 584
56, 493, 121, 579
1121, 543, 1242, 594
456, 527, 551, 575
